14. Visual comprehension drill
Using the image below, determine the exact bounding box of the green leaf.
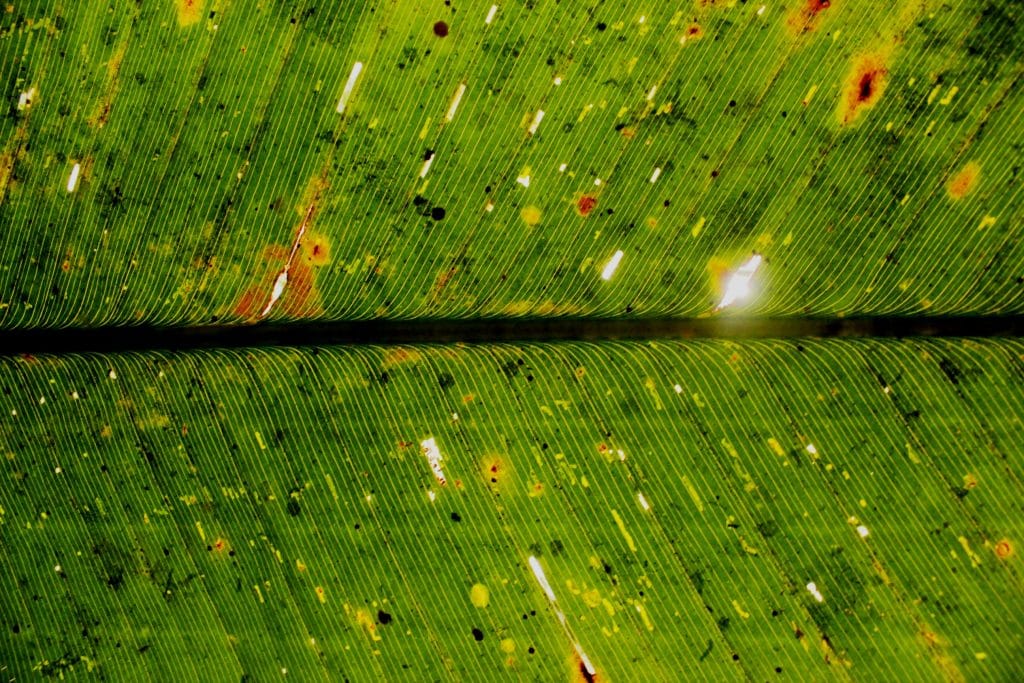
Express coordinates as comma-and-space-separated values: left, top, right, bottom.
1, 339, 1021, 679
0, 0, 1021, 325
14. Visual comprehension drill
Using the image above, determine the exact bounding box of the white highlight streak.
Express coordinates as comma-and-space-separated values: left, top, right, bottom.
485, 4, 498, 24
528, 556, 557, 603
601, 250, 624, 281
650, 167, 661, 183
857, 525, 870, 538
445, 83, 466, 122
419, 152, 435, 179
260, 271, 289, 318
66, 163, 80, 193
336, 61, 364, 114
528, 109, 545, 136
421, 437, 447, 486
806, 582, 824, 603
574, 643, 596, 675
638, 493, 650, 510
646, 85, 658, 102
516, 174, 531, 188
716, 254, 762, 311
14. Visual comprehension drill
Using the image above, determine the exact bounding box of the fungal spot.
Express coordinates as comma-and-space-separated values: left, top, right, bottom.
576, 195, 597, 217
836, 51, 890, 126
481, 455, 509, 486
431, 206, 447, 220
472, 627, 485, 641
470, 583, 490, 608
787, 0, 832, 34
301, 232, 331, 267
433, 21, 449, 37
994, 539, 1013, 559
946, 161, 981, 200
175, 0, 205, 27
521, 205, 542, 226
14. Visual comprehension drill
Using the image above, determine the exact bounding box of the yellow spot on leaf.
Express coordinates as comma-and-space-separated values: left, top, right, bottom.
681, 475, 704, 512
582, 588, 601, 608
612, 509, 637, 552
470, 583, 490, 608
356, 608, 382, 641
175, 0, 204, 27
520, 205, 542, 226
958, 535, 982, 567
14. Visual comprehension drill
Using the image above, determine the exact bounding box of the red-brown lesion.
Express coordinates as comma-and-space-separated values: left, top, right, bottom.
576, 194, 598, 217
234, 243, 322, 321
836, 51, 890, 126
786, 0, 833, 35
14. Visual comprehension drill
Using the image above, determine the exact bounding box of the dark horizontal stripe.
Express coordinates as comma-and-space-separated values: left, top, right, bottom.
1, 316, 1022, 356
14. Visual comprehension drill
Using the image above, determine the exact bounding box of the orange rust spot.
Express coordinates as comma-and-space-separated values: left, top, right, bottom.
576, 195, 597, 217
212, 537, 228, 553
61, 259, 71, 272
619, 127, 636, 139
995, 539, 1013, 559
175, 0, 204, 27
946, 161, 980, 200
462, 393, 475, 404
686, 23, 703, 39
836, 51, 890, 127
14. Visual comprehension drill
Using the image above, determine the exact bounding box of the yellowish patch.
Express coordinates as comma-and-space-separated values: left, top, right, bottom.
520, 205, 542, 226
175, 0, 204, 27
381, 347, 422, 368
946, 161, 980, 200
301, 232, 331, 267
470, 583, 490, 608
500, 638, 515, 654
100, 424, 113, 438
355, 608, 381, 641
707, 256, 730, 296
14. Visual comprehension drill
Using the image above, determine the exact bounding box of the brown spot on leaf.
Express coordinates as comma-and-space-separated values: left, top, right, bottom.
995, 539, 1013, 559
